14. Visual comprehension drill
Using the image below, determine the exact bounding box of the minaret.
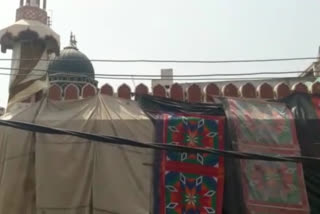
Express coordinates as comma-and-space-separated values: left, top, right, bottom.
16, 0, 48, 25
0, 0, 60, 108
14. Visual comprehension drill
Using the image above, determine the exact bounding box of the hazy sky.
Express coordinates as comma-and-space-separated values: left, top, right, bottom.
0, 0, 320, 107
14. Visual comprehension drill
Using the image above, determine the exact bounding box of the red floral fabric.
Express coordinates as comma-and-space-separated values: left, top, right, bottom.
224, 98, 309, 214
158, 113, 225, 214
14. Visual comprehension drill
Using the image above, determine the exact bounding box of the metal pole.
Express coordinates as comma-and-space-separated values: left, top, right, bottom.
30, 0, 37, 6
43, 0, 47, 10
20, 0, 24, 7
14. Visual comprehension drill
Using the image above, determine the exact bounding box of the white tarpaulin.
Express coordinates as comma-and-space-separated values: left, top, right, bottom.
0, 95, 155, 214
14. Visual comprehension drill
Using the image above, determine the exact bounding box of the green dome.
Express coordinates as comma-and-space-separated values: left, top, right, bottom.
48, 46, 94, 78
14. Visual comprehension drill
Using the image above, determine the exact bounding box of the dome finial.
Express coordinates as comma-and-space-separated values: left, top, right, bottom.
70, 32, 77, 48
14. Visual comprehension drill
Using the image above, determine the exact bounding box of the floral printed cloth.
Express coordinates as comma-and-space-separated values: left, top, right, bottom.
224, 98, 309, 214
156, 113, 225, 214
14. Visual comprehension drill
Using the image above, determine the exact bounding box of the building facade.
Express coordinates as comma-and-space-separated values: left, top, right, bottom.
1, 0, 320, 107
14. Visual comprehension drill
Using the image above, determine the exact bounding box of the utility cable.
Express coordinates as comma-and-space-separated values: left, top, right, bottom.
0, 56, 318, 63
0, 67, 304, 80
0, 119, 319, 164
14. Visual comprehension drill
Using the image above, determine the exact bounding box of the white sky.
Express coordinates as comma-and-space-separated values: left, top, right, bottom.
1, 0, 320, 107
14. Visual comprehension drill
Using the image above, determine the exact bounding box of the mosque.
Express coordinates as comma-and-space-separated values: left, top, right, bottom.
1, 0, 320, 109
0, 2, 318, 214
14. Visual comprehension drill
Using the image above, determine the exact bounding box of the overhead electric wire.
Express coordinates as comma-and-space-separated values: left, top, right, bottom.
91, 76, 298, 81
0, 119, 319, 163
0, 66, 303, 81
0, 72, 300, 81
0, 56, 318, 63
